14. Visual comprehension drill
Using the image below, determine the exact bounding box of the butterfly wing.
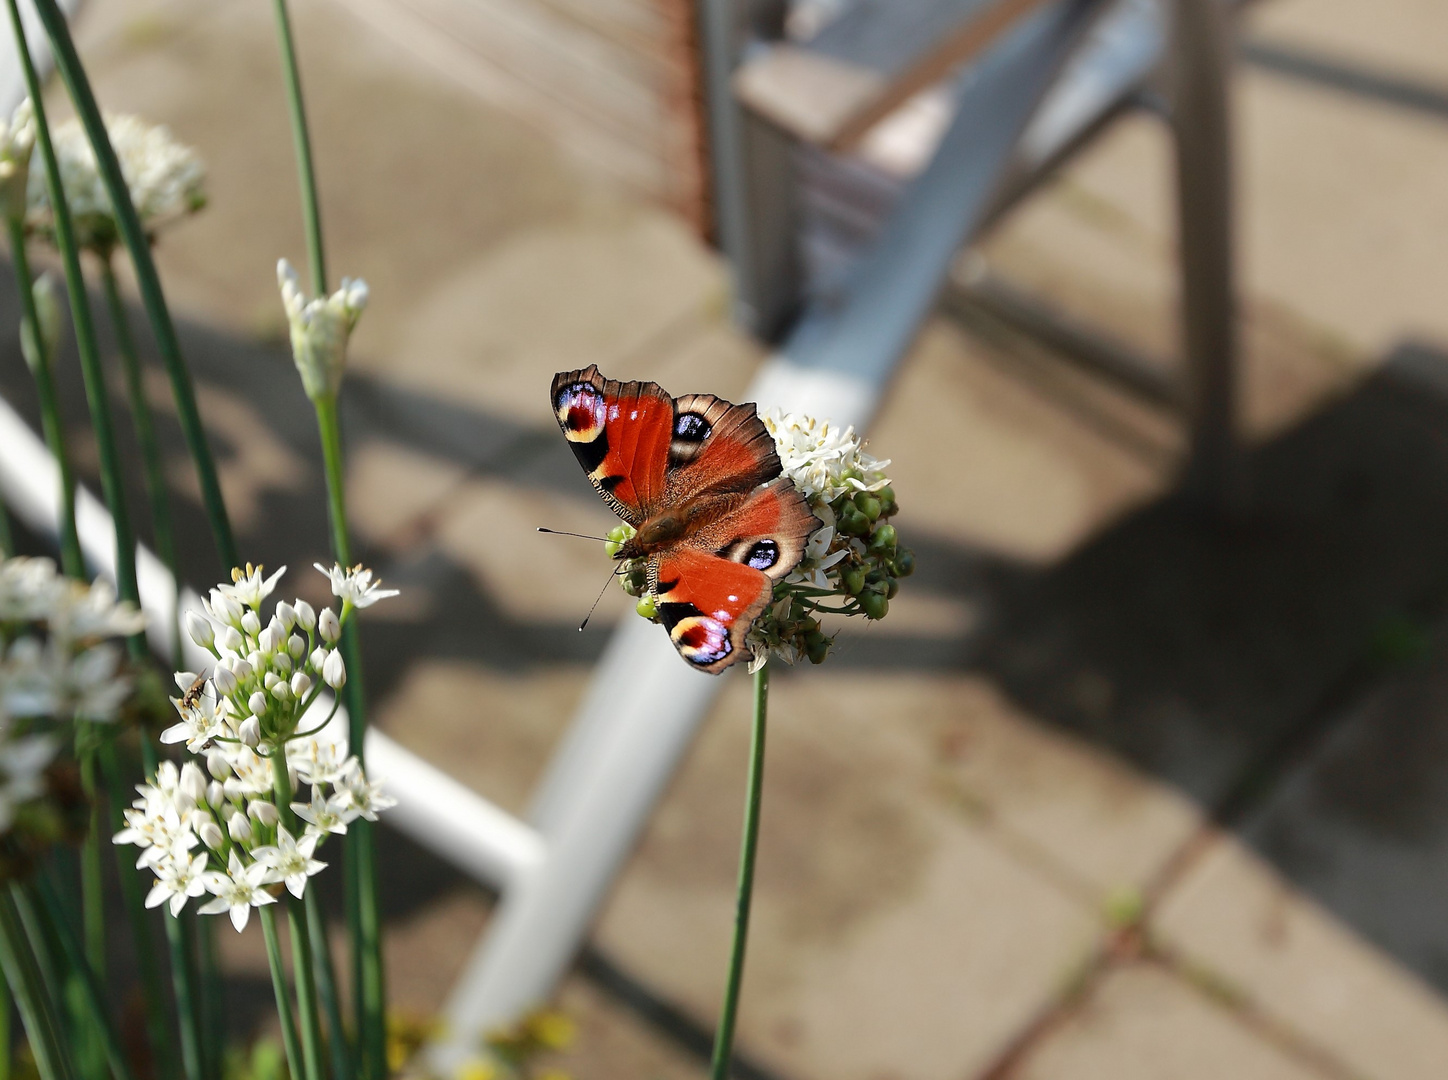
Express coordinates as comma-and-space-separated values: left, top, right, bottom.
552, 365, 674, 525
650, 477, 820, 674
665, 393, 781, 500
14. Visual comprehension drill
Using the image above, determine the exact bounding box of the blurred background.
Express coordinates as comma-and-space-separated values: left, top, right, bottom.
3, 0, 1448, 1075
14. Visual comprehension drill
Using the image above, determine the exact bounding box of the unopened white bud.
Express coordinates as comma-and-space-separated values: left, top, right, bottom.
275, 601, 296, 630
295, 600, 316, 631
263, 672, 280, 692
212, 665, 238, 696
288, 634, 306, 660
230, 657, 254, 681
240, 715, 262, 746
206, 781, 226, 808
185, 611, 214, 649
271, 681, 293, 702
31, 273, 61, 361
291, 671, 312, 697
274, 653, 293, 675
228, 813, 253, 843
241, 611, 261, 636
248, 800, 279, 827
180, 763, 207, 803
199, 820, 224, 850
309, 646, 327, 671
319, 607, 340, 643
322, 649, 346, 689
216, 626, 243, 653
209, 588, 243, 626
247, 691, 268, 716
258, 626, 280, 653
206, 751, 231, 780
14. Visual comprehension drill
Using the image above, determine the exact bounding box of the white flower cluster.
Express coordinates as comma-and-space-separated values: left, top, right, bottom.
115, 563, 396, 929
277, 259, 369, 401
27, 113, 206, 252
0, 555, 144, 832
760, 410, 891, 508
0, 99, 35, 222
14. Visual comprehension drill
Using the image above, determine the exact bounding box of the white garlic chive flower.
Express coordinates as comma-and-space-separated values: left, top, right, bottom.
30, 273, 63, 364
118, 562, 395, 927
314, 562, 398, 611
277, 260, 369, 401
0, 99, 34, 223
625, 410, 913, 671
26, 113, 205, 253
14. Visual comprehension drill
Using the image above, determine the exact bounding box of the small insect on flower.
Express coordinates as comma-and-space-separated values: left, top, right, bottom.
179, 671, 207, 711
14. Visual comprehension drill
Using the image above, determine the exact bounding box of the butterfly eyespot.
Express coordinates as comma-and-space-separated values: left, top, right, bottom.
674, 412, 711, 442
671, 615, 732, 666
744, 540, 778, 571
555, 382, 606, 443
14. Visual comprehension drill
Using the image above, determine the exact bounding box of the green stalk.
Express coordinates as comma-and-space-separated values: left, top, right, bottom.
305, 889, 352, 1080
272, 754, 325, 1080
98, 744, 175, 1080
28, 876, 136, 1080
259, 908, 304, 1080
77, 748, 104, 982
0, 965, 11, 1080
6, 215, 82, 578
161, 912, 204, 1080
6, 0, 144, 661
0, 495, 10, 557
314, 396, 385, 1078
269, 0, 326, 297
708, 661, 769, 1080
99, 257, 182, 668
195, 909, 224, 1080
0, 888, 74, 1080
29, 0, 238, 572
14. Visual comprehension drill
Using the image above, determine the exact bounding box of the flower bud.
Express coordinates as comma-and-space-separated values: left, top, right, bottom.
271, 681, 293, 702
207, 781, 226, 808
216, 626, 244, 653
248, 650, 264, 671
291, 672, 311, 698
199, 820, 224, 850
206, 751, 231, 780
248, 691, 268, 717
248, 800, 279, 827
228, 813, 253, 843
185, 611, 215, 649
258, 625, 280, 654
294, 600, 316, 631
209, 588, 243, 626
239, 715, 262, 746
229, 657, 254, 681
241, 611, 261, 637
318, 607, 340, 643
274, 653, 294, 676
263, 672, 281, 692
277, 258, 368, 401
212, 665, 239, 696
310, 646, 328, 672
275, 600, 296, 630
288, 633, 306, 660
180, 763, 207, 803
322, 649, 346, 689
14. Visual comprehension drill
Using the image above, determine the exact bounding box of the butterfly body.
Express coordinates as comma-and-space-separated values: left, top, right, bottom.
552, 365, 819, 673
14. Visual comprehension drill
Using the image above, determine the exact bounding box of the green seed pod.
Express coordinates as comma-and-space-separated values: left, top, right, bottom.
840, 505, 870, 536
621, 569, 647, 597
798, 616, 820, 636
859, 591, 889, 620
893, 549, 915, 577
805, 631, 830, 665
854, 491, 881, 522
877, 485, 897, 517
868, 523, 898, 558
842, 565, 867, 596
635, 593, 659, 621
885, 576, 899, 599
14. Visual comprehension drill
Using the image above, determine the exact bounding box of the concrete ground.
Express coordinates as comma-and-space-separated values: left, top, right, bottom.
4, 0, 1448, 1076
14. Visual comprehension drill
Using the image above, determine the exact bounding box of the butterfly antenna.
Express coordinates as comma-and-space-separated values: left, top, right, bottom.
579, 563, 628, 632
538, 527, 612, 543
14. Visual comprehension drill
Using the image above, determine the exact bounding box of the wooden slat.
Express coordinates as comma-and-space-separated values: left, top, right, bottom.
734, 0, 1057, 148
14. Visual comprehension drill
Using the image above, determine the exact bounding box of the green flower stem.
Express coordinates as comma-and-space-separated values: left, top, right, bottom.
6, 214, 82, 578
196, 912, 224, 1080
269, 0, 326, 297
6, 0, 144, 661
78, 746, 105, 982
314, 394, 386, 1080
29, 0, 238, 573
259, 907, 304, 1080
98, 743, 176, 1080
0, 964, 11, 1080
0, 888, 74, 1080
272, 753, 325, 1080
161, 911, 204, 1080
28, 875, 137, 1080
709, 660, 769, 1080
305, 888, 353, 1080
99, 256, 182, 667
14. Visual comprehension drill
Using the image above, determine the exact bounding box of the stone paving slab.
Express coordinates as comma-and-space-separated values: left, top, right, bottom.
1154, 832, 1448, 1080
1015, 965, 1333, 1080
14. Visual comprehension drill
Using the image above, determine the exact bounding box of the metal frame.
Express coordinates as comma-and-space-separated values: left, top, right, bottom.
0, 0, 1238, 1069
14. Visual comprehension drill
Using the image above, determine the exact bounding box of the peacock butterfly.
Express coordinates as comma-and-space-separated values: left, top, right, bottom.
551, 365, 819, 673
